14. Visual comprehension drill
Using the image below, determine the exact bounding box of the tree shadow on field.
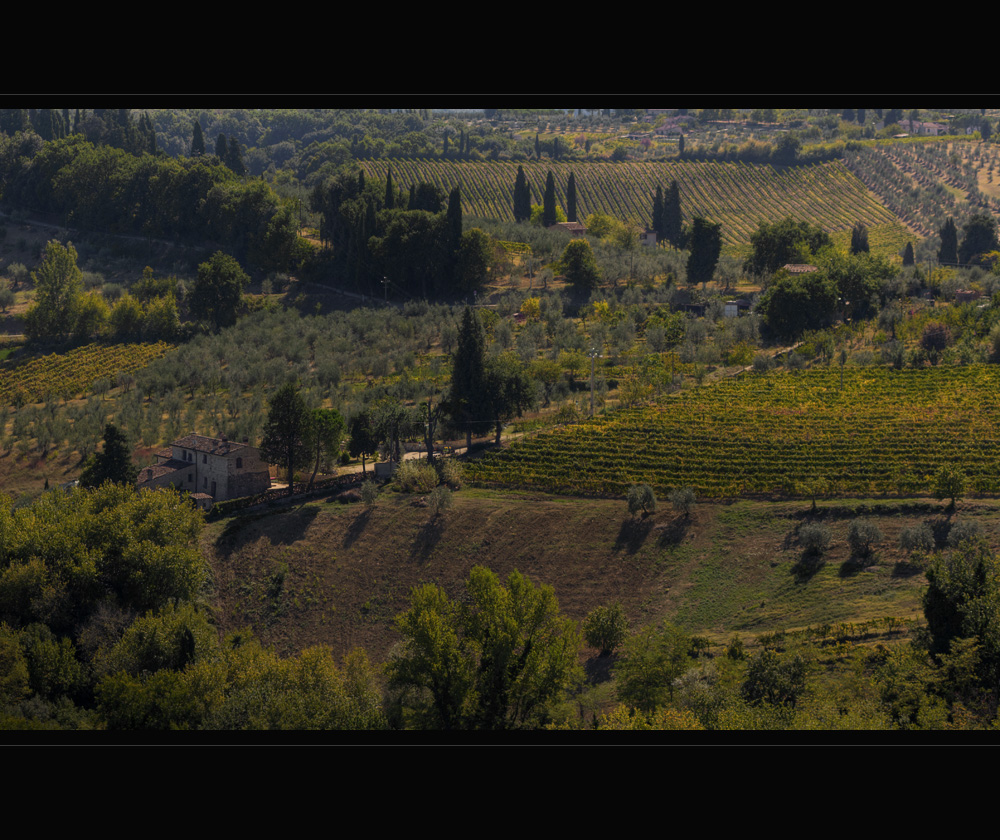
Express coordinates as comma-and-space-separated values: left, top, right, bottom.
655, 515, 690, 548
343, 506, 373, 549
410, 514, 445, 563
218, 505, 318, 551
791, 551, 825, 583
615, 515, 654, 554
838, 555, 876, 578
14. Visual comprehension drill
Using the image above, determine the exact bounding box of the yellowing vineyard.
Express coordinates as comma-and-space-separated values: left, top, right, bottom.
468, 366, 1000, 499
0, 342, 173, 405
362, 159, 903, 252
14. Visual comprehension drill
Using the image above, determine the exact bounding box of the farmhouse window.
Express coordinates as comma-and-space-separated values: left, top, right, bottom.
236, 457, 242, 469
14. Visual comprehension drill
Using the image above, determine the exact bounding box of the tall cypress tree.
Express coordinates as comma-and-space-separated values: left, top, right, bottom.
663, 180, 683, 246
566, 172, 578, 222
450, 307, 487, 449
543, 171, 557, 227
385, 167, 395, 210
939, 217, 958, 265
850, 221, 870, 255
652, 185, 664, 239
215, 133, 228, 160
513, 165, 530, 223
447, 186, 463, 291
191, 120, 205, 156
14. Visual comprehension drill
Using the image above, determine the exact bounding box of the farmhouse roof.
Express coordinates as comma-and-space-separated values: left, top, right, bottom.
172, 433, 250, 456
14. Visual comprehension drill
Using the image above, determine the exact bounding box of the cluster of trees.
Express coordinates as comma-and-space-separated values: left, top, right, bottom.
309, 169, 493, 300
22, 241, 192, 345
650, 181, 683, 246
0, 133, 298, 275
259, 381, 346, 492
449, 307, 533, 446
938, 213, 999, 267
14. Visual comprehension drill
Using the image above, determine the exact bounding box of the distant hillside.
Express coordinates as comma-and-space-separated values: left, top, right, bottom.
361, 159, 906, 255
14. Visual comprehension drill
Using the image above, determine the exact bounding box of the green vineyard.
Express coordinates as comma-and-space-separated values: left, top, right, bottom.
467, 366, 1000, 499
361, 159, 904, 252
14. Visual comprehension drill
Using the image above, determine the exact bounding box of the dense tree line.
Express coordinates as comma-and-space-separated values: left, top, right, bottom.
0, 133, 298, 275
309, 169, 493, 300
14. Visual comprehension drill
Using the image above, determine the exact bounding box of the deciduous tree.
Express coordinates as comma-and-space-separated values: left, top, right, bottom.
24, 240, 84, 343
387, 566, 582, 730
190, 251, 249, 332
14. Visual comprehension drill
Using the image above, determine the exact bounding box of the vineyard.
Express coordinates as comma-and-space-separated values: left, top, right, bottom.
467, 365, 1000, 499
361, 158, 904, 253
0, 342, 173, 405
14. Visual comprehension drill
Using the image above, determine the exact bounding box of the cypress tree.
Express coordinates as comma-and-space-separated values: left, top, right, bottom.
652, 186, 664, 239
447, 186, 463, 247
191, 120, 205, 156
225, 138, 246, 176
385, 167, 395, 210
543, 171, 557, 227
215, 133, 228, 160
566, 172, 578, 222
451, 307, 487, 449
939, 217, 958, 265
535, 133, 541, 159
513, 165, 530, 223
408, 183, 416, 209
850, 221, 869, 255
903, 242, 915, 266
663, 180, 683, 246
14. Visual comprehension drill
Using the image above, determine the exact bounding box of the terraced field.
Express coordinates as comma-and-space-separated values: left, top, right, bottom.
362, 159, 904, 253
468, 366, 1000, 499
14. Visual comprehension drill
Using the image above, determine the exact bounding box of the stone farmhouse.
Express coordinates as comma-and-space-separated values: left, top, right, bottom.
137, 433, 270, 506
